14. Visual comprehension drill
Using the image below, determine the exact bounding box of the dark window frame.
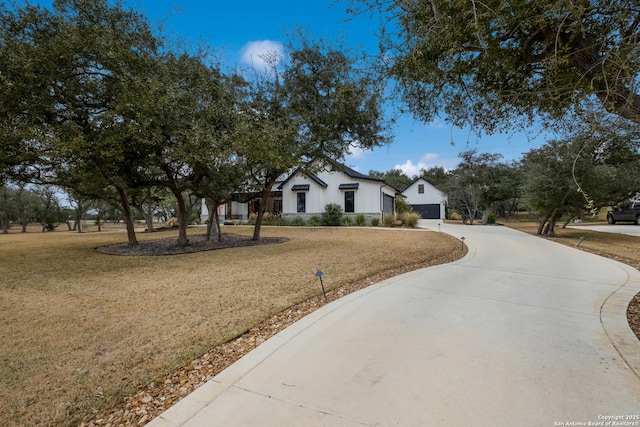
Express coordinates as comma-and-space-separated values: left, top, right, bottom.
344, 190, 355, 213
297, 192, 306, 213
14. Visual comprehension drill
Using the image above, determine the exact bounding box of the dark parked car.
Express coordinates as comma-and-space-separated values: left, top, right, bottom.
607, 201, 640, 225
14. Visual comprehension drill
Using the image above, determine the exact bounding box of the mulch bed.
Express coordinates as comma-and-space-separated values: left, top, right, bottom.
628, 293, 640, 341
96, 233, 287, 256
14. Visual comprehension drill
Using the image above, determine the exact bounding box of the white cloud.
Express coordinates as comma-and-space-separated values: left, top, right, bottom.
394, 153, 440, 177
346, 143, 367, 159
240, 40, 285, 71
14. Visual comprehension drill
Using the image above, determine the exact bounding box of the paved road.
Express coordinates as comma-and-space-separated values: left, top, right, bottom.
150, 222, 640, 427
568, 223, 640, 238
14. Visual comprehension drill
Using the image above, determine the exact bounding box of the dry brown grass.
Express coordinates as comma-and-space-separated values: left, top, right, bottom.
0, 225, 460, 427
503, 221, 640, 271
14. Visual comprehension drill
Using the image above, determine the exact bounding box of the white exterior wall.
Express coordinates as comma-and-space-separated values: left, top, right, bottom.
200, 200, 249, 223
402, 178, 448, 219
281, 170, 390, 220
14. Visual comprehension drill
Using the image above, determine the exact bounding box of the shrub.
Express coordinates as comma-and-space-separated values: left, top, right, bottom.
355, 214, 366, 226
487, 213, 497, 224
307, 216, 321, 226
382, 213, 397, 227
322, 203, 343, 226
400, 212, 420, 228
342, 216, 352, 226
290, 217, 305, 226
371, 218, 380, 227
248, 212, 285, 225
396, 197, 412, 214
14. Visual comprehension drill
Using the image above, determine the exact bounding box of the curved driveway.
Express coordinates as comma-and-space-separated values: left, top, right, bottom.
150, 222, 640, 427
568, 223, 640, 238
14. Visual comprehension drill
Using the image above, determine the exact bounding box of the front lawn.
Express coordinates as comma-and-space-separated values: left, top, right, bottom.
0, 226, 463, 427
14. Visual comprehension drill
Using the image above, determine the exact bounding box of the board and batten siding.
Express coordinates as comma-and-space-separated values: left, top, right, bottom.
281, 170, 392, 221
401, 178, 447, 219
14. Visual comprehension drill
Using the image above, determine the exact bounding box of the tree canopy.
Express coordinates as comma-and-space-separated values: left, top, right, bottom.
351, 0, 640, 131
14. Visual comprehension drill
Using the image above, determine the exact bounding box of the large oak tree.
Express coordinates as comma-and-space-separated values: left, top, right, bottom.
350, 0, 640, 130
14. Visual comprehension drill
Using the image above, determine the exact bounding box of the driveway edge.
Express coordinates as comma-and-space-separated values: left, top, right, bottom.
599, 260, 640, 380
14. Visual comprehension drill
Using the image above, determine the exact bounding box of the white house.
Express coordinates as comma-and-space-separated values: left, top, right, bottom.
278, 164, 398, 222
401, 177, 447, 219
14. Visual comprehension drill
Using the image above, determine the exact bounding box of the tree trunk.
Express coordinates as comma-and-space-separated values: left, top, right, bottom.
542, 209, 561, 236
481, 207, 492, 225
537, 210, 553, 235
168, 185, 189, 246
561, 216, 573, 229
214, 206, 222, 243
252, 179, 275, 241
144, 213, 154, 232
115, 184, 138, 245
205, 198, 216, 242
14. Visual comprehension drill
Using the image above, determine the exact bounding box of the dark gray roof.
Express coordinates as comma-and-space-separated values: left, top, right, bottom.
277, 169, 328, 190
291, 184, 310, 191
338, 183, 360, 190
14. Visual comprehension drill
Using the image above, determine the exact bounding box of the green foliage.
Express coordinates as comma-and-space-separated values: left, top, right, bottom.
443, 149, 520, 225
322, 203, 343, 226
368, 168, 412, 190
355, 214, 366, 226
487, 213, 497, 225
521, 128, 640, 235
371, 218, 380, 227
307, 216, 321, 226
399, 212, 420, 228
290, 217, 305, 226
421, 167, 450, 189
342, 216, 352, 226
354, 0, 640, 127
395, 197, 412, 214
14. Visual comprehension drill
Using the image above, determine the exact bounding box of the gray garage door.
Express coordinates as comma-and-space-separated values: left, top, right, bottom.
412, 204, 441, 219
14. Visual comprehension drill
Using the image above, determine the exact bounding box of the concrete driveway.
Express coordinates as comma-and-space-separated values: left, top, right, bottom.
150, 223, 640, 427
568, 223, 640, 237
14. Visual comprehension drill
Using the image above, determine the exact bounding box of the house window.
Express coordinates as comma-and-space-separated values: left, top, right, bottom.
297, 192, 306, 213
345, 191, 355, 213
273, 199, 282, 214
418, 184, 424, 194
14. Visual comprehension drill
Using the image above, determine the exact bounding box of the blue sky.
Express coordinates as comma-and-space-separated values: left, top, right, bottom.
39, 0, 554, 175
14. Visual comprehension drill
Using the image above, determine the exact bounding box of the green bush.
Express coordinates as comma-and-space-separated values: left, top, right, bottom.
396, 197, 412, 214
307, 216, 321, 226
400, 212, 420, 228
371, 218, 380, 226
342, 216, 352, 226
487, 213, 497, 224
290, 217, 305, 226
355, 214, 366, 226
322, 203, 343, 226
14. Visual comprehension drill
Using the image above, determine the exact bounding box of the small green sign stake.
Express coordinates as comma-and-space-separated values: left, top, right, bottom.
315, 269, 326, 300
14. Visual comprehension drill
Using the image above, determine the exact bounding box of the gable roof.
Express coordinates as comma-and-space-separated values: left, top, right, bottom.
276, 169, 328, 190
277, 161, 403, 194
402, 176, 445, 193
328, 162, 384, 183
